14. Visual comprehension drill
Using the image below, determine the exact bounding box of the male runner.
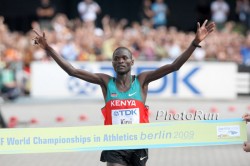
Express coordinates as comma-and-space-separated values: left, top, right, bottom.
33, 19, 215, 166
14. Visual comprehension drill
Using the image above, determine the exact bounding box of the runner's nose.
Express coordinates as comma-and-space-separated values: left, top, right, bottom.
118, 58, 124, 63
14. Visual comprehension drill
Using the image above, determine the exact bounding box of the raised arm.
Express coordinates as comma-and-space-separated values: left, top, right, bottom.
138, 20, 215, 85
32, 30, 110, 86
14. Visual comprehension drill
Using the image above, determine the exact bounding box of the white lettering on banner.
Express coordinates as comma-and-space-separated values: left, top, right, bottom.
111, 100, 136, 107
112, 108, 140, 124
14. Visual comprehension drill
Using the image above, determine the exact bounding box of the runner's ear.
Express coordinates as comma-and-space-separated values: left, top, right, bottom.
131, 59, 134, 66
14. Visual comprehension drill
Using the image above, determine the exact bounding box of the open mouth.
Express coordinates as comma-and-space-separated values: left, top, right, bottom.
117, 65, 125, 69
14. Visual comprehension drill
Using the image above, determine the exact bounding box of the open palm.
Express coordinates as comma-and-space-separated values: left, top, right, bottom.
196, 20, 215, 43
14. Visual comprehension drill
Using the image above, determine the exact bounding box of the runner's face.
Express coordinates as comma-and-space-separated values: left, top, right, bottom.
112, 49, 134, 74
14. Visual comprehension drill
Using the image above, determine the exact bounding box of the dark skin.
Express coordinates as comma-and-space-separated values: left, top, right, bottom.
242, 113, 250, 152
33, 20, 215, 103
33, 20, 215, 166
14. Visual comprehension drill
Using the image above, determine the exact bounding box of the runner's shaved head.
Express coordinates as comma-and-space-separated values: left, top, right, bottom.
113, 47, 133, 59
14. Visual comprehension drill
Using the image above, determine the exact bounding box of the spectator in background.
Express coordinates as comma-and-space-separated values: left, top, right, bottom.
77, 0, 101, 27
0, 62, 20, 101
240, 34, 250, 65
210, 0, 230, 31
36, 0, 56, 30
92, 29, 105, 61
60, 35, 80, 61
151, 0, 169, 29
139, 0, 154, 25
51, 13, 71, 39
236, 0, 250, 30
167, 39, 182, 60
0, 16, 6, 63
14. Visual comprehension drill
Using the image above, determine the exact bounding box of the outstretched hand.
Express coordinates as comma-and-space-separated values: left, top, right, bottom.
242, 113, 250, 122
195, 20, 216, 43
242, 114, 250, 152
243, 142, 250, 152
32, 29, 48, 49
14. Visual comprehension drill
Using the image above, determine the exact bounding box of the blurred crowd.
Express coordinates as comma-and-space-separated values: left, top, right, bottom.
1, 0, 250, 101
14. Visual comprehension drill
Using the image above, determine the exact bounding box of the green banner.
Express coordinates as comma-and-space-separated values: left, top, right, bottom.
0, 119, 247, 154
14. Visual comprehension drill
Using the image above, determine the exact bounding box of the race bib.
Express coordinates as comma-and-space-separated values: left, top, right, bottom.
112, 108, 140, 124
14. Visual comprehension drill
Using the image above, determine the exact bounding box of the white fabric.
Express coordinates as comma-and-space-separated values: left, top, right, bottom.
77, 1, 100, 22
211, 1, 229, 23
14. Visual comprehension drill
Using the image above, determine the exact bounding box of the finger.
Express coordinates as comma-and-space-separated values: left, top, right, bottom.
242, 113, 249, 119
197, 22, 200, 30
206, 24, 215, 32
32, 29, 41, 36
202, 19, 208, 27
32, 40, 38, 46
31, 37, 37, 44
32, 38, 38, 45
206, 22, 215, 29
207, 28, 215, 33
